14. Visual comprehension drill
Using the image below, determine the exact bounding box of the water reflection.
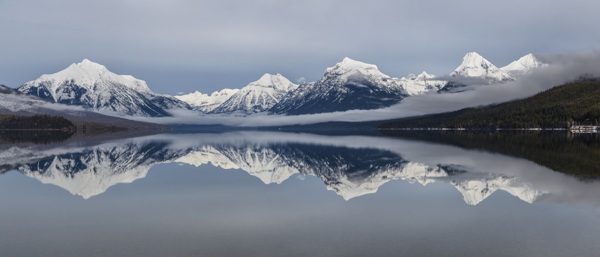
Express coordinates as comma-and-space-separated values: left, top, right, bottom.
1, 132, 599, 206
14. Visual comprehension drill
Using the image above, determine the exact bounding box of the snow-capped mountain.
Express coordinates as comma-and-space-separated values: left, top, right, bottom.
269, 58, 437, 115
8, 52, 550, 118
451, 52, 513, 81
501, 53, 547, 76
399, 71, 448, 95
18, 59, 191, 117
209, 73, 298, 115
175, 88, 239, 113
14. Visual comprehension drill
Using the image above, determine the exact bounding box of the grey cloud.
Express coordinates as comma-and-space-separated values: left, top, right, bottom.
0, 0, 598, 94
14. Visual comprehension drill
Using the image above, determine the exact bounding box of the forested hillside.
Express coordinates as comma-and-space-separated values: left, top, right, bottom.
0, 114, 76, 131
380, 80, 600, 129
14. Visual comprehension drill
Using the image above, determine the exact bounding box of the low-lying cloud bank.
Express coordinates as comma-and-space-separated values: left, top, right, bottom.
135, 50, 600, 127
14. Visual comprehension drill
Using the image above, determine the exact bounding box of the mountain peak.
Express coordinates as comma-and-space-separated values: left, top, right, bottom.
341, 57, 362, 64
451, 52, 512, 81
333, 57, 379, 71
464, 51, 484, 59
459, 52, 492, 69
77, 58, 106, 68
416, 71, 435, 80
61, 59, 110, 75
523, 53, 535, 58
175, 88, 240, 112
32, 59, 151, 94
255, 73, 284, 85
501, 53, 546, 75
325, 57, 388, 80
248, 73, 297, 92
209, 73, 299, 114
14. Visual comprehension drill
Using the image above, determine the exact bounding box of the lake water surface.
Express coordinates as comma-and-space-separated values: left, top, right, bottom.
1, 131, 599, 256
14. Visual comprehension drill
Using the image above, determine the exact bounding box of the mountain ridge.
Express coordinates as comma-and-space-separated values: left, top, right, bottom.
10, 52, 546, 118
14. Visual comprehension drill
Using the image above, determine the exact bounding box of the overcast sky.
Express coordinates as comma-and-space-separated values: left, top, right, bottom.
1, 0, 598, 94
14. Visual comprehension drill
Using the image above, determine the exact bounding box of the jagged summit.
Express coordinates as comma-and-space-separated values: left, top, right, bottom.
334, 57, 379, 70
325, 57, 388, 79
255, 73, 279, 85
404, 72, 435, 81
416, 71, 435, 80
452, 52, 494, 76
69, 59, 109, 72
451, 52, 512, 81
175, 88, 240, 113
502, 53, 546, 75
209, 73, 298, 114
249, 73, 297, 91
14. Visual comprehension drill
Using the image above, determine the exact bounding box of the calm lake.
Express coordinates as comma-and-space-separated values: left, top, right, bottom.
1, 131, 599, 257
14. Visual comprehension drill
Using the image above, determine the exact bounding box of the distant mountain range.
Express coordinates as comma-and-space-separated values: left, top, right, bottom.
182, 52, 545, 115
1, 52, 546, 118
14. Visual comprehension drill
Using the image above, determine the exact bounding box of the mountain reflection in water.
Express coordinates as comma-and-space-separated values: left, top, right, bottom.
1, 131, 599, 206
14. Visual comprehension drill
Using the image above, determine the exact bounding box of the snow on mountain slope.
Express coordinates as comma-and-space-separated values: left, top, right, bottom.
501, 53, 547, 76
210, 73, 298, 115
326, 57, 389, 81
21, 59, 151, 100
399, 71, 447, 96
451, 52, 513, 81
175, 88, 239, 112
10, 51, 548, 118
269, 58, 430, 115
18, 59, 190, 117
0, 84, 83, 113
175, 52, 546, 116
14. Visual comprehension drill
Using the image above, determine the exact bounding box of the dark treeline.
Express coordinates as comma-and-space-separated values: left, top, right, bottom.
382, 130, 600, 178
0, 130, 74, 144
0, 114, 76, 131
380, 81, 600, 129
0, 114, 76, 143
